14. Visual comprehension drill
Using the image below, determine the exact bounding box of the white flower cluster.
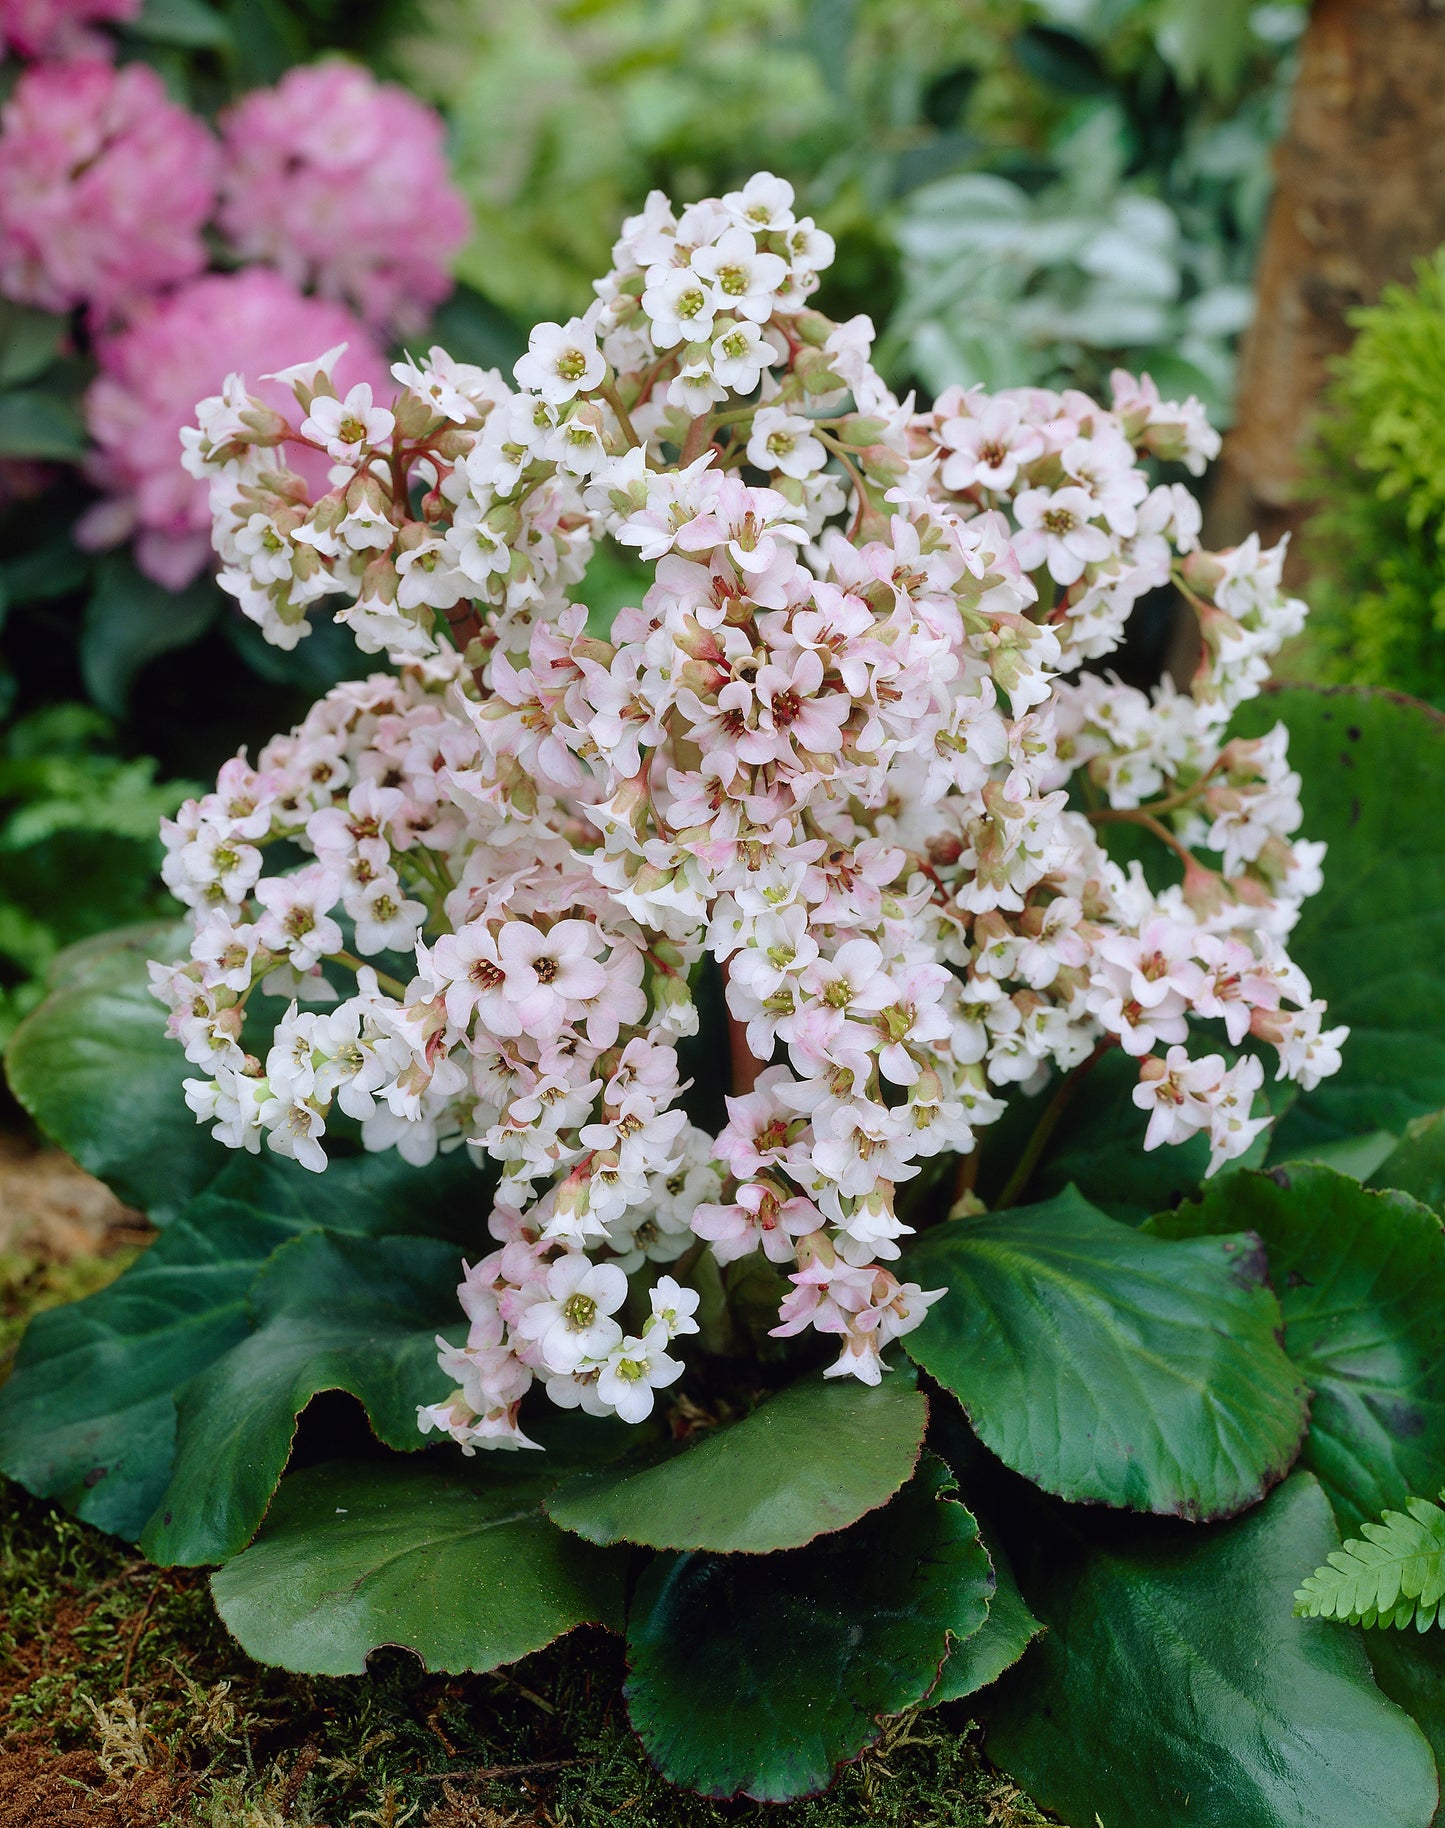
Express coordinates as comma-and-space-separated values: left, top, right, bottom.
157, 171, 1344, 1449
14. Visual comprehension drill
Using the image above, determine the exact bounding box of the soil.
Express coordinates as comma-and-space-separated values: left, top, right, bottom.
0, 1133, 143, 1260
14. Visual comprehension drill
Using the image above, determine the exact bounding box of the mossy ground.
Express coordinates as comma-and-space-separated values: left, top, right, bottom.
0, 1226, 1052, 1828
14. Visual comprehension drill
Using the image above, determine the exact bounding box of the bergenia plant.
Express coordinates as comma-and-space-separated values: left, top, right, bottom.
155, 170, 1340, 1444
6, 175, 1443, 1825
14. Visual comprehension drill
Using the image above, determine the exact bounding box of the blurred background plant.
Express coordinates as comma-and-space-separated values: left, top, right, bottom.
405, 0, 1307, 414
0, 0, 1309, 1046
1288, 250, 1445, 706
0, 701, 189, 1046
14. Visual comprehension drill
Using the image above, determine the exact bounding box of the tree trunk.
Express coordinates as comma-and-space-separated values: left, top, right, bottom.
1210, 0, 1445, 566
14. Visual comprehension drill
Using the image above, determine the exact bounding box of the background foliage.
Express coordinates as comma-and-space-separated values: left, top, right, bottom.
1294, 250, 1445, 705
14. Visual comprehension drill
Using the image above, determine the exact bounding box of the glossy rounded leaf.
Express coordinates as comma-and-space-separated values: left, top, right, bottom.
0, 1193, 291, 1539
1369, 1110, 1445, 1213
5, 921, 220, 1222
211, 1457, 625, 1676
545, 1372, 926, 1552
1369, 1630, 1445, 1790
986, 1473, 1438, 1828
141, 1229, 464, 1566
1232, 688, 1445, 1154
0, 1150, 485, 1542
932, 1536, 1042, 1704
1150, 1163, 1445, 1531
624, 1453, 993, 1803
902, 1187, 1308, 1517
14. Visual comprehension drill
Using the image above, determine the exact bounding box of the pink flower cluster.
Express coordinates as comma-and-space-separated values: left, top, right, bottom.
0, 60, 216, 319
79, 270, 388, 588
218, 62, 470, 341
156, 172, 1344, 1450
0, 0, 137, 60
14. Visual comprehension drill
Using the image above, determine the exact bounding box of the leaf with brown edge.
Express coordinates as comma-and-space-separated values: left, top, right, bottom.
902, 1187, 1309, 1519
545, 1371, 927, 1553
211, 1456, 626, 1676
623, 1451, 993, 1803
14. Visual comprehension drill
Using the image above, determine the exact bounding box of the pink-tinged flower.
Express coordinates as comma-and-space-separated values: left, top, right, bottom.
693, 1179, 822, 1266
1012, 485, 1112, 586
253, 863, 343, 971
80, 270, 387, 588
217, 61, 470, 340
937, 398, 1044, 494
496, 919, 609, 1035
0, 60, 217, 320
714, 1066, 805, 1181
0, 0, 139, 58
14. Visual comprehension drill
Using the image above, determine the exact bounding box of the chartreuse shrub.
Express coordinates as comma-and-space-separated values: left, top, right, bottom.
1302, 249, 1445, 705
2, 175, 1445, 1826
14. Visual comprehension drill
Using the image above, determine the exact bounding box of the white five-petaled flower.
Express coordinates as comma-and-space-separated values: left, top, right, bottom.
513, 317, 606, 405
300, 384, 395, 464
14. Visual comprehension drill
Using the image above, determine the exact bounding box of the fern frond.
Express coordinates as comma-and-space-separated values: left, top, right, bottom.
1294, 1492, 1445, 1630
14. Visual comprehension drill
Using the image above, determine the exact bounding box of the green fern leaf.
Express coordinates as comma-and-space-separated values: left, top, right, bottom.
1294, 1492, 1445, 1630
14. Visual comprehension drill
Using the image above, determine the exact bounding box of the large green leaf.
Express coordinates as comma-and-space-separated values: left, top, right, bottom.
5, 922, 220, 1222
901, 1187, 1308, 1517
1370, 1111, 1445, 1213
0, 1151, 485, 1541
624, 1452, 993, 1802
0, 388, 87, 460
0, 1192, 290, 1539
1148, 1164, 1445, 1530
141, 1230, 462, 1566
210, 1456, 625, 1676
1233, 688, 1445, 1153
1370, 1631, 1445, 1797
932, 1534, 1042, 1703
545, 1373, 926, 1553
0, 301, 65, 388
986, 1473, 1438, 1828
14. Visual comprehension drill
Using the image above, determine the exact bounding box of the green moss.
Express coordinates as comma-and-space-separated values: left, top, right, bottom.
0, 1246, 140, 1377
0, 1482, 1044, 1824
1302, 249, 1445, 705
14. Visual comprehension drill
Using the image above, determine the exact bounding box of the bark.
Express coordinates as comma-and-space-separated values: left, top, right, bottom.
1210, 0, 1445, 565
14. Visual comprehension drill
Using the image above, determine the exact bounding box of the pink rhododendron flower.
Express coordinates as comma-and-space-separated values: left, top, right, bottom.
79, 269, 387, 588
0, 0, 137, 60
216, 62, 469, 339
0, 60, 216, 318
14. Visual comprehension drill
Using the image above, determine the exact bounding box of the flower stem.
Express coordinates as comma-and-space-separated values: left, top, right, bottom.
1088, 807, 1198, 873
330, 949, 408, 1000
599, 378, 643, 451
994, 1040, 1114, 1209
